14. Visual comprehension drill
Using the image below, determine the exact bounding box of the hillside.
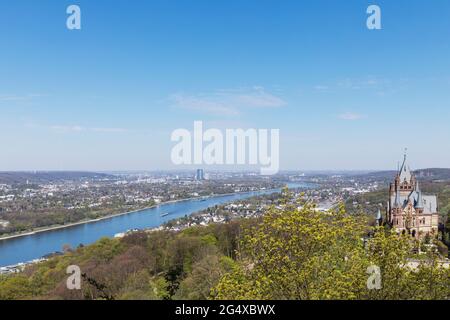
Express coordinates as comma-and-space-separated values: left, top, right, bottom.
349, 168, 450, 183
415, 168, 450, 181
0, 172, 115, 185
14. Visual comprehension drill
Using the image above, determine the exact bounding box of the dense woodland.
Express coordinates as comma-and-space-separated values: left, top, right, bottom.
1, 191, 449, 300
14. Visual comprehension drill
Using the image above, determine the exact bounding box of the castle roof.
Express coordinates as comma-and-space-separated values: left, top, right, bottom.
390, 190, 437, 214
398, 153, 412, 183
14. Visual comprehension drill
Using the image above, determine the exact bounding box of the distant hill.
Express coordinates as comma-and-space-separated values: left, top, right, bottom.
414, 168, 450, 181
0, 171, 116, 185
348, 168, 450, 182
358, 170, 397, 179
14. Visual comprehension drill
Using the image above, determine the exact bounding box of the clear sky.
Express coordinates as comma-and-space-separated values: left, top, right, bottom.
1, 0, 449, 171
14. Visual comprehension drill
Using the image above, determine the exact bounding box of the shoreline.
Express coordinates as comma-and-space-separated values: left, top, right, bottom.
0, 186, 290, 242
0, 196, 209, 242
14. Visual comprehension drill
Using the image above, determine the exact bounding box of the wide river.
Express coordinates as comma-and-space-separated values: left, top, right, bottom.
0, 183, 308, 267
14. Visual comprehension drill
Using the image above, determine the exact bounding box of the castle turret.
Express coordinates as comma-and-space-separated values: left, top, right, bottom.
394, 185, 402, 208
415, 180, 424, 210
398, 152, 414, 191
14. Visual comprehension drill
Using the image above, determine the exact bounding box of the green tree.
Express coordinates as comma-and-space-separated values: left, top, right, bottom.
0, 276, 34, 300
174, 255, 235, 300
215, 196, 450, 300
215, 198, 370, 300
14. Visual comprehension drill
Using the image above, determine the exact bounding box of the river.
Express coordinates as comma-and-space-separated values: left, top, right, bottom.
0, 183, 309, 267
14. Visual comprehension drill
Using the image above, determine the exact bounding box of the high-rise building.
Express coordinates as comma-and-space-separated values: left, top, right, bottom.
195, 169, 205, 181
387, 153, 439, 238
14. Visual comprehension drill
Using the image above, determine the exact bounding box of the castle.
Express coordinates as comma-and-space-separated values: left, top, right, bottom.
387, 154, 439, 238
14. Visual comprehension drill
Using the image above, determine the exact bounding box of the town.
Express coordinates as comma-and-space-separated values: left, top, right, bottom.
0, 168, 386, 274
0, 170, 283, 238
4, 162, 448, 275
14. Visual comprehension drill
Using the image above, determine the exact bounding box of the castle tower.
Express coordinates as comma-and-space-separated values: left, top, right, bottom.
387, 152, 439, 239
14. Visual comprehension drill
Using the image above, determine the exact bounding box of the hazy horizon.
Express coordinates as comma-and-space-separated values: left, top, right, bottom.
1, 166, 449, 174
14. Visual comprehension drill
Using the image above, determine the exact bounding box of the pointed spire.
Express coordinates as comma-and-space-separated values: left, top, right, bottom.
399, 149, 412, 183
415, 180, 424, 209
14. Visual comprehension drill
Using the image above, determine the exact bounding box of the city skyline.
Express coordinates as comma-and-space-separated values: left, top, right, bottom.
1, 0, 450, 171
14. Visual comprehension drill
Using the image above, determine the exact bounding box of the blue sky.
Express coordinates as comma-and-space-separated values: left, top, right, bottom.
0, 0, 449, 171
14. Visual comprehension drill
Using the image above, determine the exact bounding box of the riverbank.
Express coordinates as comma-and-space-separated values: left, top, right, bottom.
0, 187, 287, 242
0, 183, 310, 267
0, 197, 207, 242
